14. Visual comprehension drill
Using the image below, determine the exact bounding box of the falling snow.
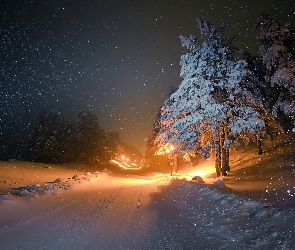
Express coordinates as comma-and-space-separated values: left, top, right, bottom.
1, 0, 294, 155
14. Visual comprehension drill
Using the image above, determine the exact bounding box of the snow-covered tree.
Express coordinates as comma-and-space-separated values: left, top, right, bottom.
146, 85, 178, 159
243, 51, 283, 154
255, 13, 295, 131
156, 18, 265, 176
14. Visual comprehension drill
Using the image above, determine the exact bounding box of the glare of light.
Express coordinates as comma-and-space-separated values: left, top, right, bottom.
186, 170, 208, 177
155, 143, 174, 155
178, 164, 216, 179
87, 172, 163, 187
117, 178, 156, 185
111, 160, 141, 170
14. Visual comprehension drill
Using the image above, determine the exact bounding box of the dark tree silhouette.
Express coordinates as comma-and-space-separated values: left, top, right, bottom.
255, 13, 295, 132
76, 111, 105, 165
26, 110, 75, 163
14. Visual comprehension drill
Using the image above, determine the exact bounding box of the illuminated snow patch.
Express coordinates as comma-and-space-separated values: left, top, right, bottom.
111, 160, 142, 170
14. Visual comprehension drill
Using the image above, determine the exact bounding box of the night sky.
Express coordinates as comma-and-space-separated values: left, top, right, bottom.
1, 0, 294, 153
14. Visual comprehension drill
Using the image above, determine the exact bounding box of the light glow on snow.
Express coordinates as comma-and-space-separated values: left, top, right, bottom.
180, 164, 216, 178
111, 160, 141, 170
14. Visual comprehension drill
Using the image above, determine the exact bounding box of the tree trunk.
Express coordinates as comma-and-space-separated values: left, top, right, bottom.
225, 148, 230, 173
221, 152, 227, 176
173, 155, 178, 173
220, 123, 227, 176
256, 135, 262, 155
224, 124, 230, 173
215, 148, 221, 177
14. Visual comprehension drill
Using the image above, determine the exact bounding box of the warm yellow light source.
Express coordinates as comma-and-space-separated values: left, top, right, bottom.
155, 143, 174, 155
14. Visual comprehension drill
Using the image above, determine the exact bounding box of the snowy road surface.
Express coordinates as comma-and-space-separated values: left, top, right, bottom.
0, 167, 295, 249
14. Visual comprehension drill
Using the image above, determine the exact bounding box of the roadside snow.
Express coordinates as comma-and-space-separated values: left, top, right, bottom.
0, 133, 294, 250
162, 179, 295, 249
0, 163, 294, 249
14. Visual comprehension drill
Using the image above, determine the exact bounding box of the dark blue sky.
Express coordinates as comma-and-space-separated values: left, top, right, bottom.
1, 0, 294, 153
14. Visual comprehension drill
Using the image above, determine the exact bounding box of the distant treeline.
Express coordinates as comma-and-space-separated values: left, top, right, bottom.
7, 110, 126, 165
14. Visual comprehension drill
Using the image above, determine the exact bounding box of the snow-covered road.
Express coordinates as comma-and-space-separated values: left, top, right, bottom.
1, 167, 294, 250
0, 174, 155, 249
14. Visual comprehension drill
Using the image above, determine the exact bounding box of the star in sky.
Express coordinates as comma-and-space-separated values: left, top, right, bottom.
1, 0, 294, 155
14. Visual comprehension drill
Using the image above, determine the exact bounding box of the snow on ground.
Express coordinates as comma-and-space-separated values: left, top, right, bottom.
0, 134, 294, 249
0, 161, 103, 195
224, 132, 295, 210
149, 179, 295, 249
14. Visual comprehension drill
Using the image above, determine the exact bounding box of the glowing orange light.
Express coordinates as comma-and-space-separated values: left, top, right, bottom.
111, 160, 141, 170
155, 143, 174, 155
175, 163, 216, 180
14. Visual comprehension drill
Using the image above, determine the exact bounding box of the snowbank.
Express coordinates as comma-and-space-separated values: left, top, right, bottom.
162, 179, 295, 249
